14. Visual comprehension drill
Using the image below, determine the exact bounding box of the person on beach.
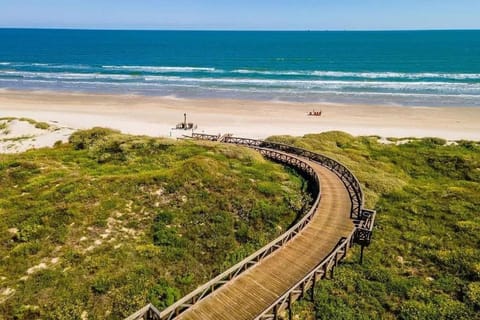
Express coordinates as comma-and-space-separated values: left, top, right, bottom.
308, 109, 322, 116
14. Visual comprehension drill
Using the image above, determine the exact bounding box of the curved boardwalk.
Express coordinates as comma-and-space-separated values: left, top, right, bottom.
126, 137, 375, 320
177, 158, 353, 320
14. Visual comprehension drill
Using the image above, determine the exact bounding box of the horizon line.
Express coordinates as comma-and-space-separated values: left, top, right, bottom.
1, 26, 479, 32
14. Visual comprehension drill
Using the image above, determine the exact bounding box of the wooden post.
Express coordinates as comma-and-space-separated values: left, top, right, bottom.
321, 264, 327, 279
310, 275, 316, 302
288, 292, 293, 320
273, 305, 278, 320
359, 245, 365, 265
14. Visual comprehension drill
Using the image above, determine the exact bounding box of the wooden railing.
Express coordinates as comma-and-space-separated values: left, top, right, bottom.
218, 135, 363, 220
254, 234, 354, 320
127, 146, 322, 320
126, 134, 375, 320
127, 304, 162, 320
255, 207, 376, 319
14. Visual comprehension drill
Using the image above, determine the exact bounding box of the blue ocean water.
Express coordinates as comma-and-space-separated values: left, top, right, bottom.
1, 29, 480, 106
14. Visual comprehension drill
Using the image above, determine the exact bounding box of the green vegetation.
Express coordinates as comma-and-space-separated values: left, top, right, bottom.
0, 135, 35, 143
0, 128, 307, 319
0, 117, 16, 122
267, 132, 480, 319
0, 119, 11, 135
18, 117, 51, 130
0, 117, 51, 131
2, 128, 478, 319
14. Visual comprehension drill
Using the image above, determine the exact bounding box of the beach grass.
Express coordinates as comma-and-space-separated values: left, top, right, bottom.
0, 117, 51, 131
18, 117, 51, 130
0, 128, 307, 319
267, 132, 480, 319
1, 129, 479, 319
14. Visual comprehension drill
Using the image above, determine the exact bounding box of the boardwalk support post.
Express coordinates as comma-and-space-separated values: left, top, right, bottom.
288, 292, 293, 320
311, 273, 316, 301
359, 245, 365, 265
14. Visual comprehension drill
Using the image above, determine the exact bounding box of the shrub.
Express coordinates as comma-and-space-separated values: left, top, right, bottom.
68, 127, 120, 150
1, 128, 305, 319
466, 282, 480, 309
34, 122, 50, 130
148, 281, 181, 309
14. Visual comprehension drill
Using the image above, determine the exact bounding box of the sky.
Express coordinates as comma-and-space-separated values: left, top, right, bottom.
0, 0, 479, 31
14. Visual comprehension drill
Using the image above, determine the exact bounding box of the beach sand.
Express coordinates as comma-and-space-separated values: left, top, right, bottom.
1, 89, 479, 152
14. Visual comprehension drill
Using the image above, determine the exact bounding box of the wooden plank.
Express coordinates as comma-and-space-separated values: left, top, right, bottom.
177, 157, 353, 320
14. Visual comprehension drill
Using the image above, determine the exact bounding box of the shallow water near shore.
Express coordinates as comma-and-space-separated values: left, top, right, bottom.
1, 29, 480, 106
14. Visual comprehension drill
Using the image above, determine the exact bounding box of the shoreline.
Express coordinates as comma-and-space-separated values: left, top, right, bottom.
1, 87, 478, 109
1, 89, 480, 150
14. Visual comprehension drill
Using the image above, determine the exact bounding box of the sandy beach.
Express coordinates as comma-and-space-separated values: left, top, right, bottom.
1, 89, 479, 152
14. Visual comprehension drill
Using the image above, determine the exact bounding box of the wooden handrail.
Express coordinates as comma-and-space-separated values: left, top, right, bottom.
254, 231, 356, 319
127, 146, 322, 320
126, 135, 375, 320
220, 136, 364, 220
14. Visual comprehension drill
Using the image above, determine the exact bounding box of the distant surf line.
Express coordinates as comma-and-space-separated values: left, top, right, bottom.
2, 62, 480, 80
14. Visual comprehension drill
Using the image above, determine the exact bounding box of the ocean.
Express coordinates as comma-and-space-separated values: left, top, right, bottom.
0, 29, 480, 106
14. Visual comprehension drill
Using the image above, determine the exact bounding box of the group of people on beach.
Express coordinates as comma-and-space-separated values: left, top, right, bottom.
307, 109, 322, 116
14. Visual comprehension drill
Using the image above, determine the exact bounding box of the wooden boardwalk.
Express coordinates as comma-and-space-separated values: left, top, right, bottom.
126, 136, 375, 320
177, 159, 353, 320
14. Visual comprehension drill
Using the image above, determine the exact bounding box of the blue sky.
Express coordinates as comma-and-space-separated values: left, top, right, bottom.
0, 0, 479, 30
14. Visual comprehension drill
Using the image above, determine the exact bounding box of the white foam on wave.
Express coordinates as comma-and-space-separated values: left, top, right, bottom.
0, 70, 145, 81
2, 70, 480, 96
143, 76, 480, 92
311, 70, 480, 80
3, 60, 480, 81
231, 68, 480, 80
199, 86, 480, 99
144, 75, 181, 81
5, 62, 480, 81
232, 69, 303, 76
102, 65, 217, 73
306, 90, 480, 99
45, 64, 93, 70
0, 62, 94, 70
3, 78, 480, 105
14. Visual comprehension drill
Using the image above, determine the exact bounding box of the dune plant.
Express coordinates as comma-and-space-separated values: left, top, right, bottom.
267, 132, 480, 319
0, 129, 307, 319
